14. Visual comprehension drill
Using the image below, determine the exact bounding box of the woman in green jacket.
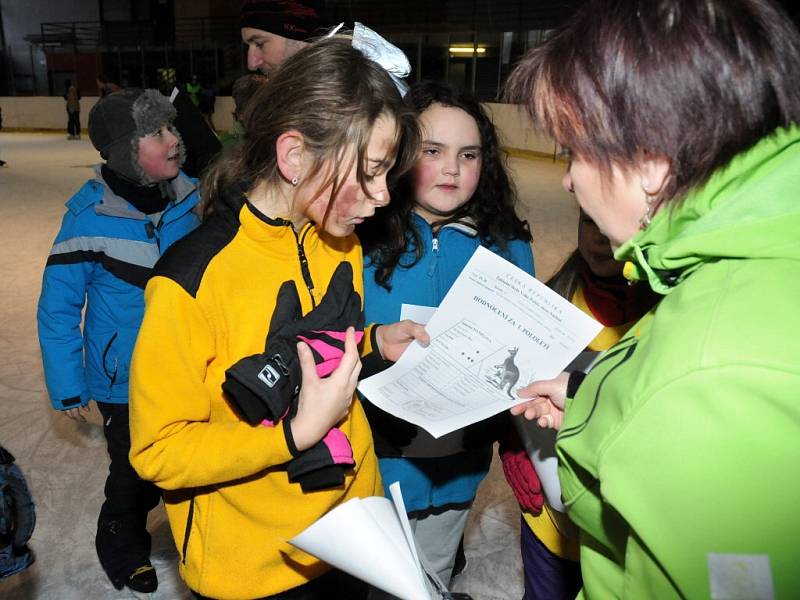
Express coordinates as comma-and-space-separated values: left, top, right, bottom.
506, 0, 800, 598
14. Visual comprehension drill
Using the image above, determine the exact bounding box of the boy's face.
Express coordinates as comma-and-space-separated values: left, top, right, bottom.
138, 125, 181, 182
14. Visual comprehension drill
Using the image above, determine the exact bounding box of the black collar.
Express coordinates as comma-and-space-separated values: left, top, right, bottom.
101, 165, 170, 215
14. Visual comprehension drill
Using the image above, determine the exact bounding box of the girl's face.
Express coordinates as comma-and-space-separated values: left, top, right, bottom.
577, 210, 621, 278
412, 103, 482, 223
561, 153, 649, 249
303, 113, 398, 237
138, 125, 181, 182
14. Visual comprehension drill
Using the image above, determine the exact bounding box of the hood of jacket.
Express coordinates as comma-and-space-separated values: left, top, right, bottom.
616, 125, 800, 295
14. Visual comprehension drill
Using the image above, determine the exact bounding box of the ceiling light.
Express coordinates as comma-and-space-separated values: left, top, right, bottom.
448, 46, 486, 55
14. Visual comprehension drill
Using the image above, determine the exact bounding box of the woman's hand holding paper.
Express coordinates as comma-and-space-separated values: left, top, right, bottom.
510, 371, 569, 431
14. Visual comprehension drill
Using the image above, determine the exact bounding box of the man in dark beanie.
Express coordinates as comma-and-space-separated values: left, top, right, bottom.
241, 0, 322, 74
37, 88, 201, 593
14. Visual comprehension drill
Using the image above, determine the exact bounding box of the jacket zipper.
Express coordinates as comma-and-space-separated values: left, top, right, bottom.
428, 234, 441, 299
558, 340, 638, 441
154, 217, 164, 252
101, 333, 119, 399
151, 193, 184, 252
293, 225, 317, 308
181, 493, 195, 564
427, 234, 440, 276
153, 207, 172, 253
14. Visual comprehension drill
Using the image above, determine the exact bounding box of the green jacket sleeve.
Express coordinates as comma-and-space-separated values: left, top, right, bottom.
594, 366, 800, 599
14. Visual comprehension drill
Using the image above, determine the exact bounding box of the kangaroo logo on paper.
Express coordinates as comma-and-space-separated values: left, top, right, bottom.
487, 346, 521, 399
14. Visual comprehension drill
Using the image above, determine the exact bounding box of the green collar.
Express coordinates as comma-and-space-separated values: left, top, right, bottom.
617, 125, 800, 294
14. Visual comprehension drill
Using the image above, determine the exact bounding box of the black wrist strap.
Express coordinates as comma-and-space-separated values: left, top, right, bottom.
360, 324, 393, 379
282, 419, 300, 458
566, 371, 586, 399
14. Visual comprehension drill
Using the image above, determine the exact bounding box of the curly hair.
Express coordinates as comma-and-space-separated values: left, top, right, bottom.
360, 80, 531, 289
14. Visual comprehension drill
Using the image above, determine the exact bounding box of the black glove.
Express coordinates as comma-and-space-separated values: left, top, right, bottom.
221, 278, 303, 425
222, 262, 364, 425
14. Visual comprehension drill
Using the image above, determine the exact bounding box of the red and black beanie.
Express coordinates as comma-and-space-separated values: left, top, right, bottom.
240, 0, 323, 41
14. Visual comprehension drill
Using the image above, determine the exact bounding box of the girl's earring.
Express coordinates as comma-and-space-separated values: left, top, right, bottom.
291, 176, 299, 187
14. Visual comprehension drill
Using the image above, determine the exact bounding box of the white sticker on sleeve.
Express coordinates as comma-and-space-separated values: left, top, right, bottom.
708, 553, 774, 600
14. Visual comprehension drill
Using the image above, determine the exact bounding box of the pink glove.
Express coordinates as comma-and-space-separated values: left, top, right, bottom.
500, 433, 544, 514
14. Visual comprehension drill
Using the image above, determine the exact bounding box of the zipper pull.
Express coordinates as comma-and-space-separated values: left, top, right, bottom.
294, 225, 317, 307
428, 235, 439, 277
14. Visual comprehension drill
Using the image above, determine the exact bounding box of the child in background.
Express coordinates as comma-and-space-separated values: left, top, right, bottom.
127, 38, 427, 600
64, 79, 81, 140
500, 210, 659, 600
219, 73, 269, 154
37, 88, 201, 593
358, 80, 535, 587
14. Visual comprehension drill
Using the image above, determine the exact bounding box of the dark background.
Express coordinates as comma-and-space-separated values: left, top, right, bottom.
0, 0, 797, 99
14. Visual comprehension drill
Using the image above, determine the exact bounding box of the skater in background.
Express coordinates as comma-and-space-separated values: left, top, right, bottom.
64, 79, 81, 140
219, 73, 268, 154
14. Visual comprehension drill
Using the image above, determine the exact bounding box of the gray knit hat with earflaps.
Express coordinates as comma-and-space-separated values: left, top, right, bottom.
88, 88, 186, 185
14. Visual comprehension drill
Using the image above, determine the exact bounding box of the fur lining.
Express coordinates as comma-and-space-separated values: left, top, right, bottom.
132, 90, 176, 137
129, 91, 185, 185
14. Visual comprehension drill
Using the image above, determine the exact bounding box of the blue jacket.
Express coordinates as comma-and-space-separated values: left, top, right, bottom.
37, 169, 200, 410
363, 213, 535, 510
364, 214, 535, 326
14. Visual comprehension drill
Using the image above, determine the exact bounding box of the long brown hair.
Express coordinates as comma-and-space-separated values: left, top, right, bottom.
360, 80, 531, 290
201, 36, 419, 219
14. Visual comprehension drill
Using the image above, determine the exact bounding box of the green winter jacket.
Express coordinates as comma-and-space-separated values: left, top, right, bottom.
556, 125, 800, 599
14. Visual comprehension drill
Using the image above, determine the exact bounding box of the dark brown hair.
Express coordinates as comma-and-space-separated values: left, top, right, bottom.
360, 80, 531, 290
505, 0, 800, 203
202, 36, 419, 218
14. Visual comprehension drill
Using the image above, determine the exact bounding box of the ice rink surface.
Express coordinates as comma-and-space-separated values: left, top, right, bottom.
0, 132, 577, 599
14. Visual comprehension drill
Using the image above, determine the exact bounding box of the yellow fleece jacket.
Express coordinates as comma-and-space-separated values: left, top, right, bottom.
129, 203, 382, 599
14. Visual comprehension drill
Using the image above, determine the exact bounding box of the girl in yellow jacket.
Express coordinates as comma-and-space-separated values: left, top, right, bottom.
128, 38, 427, 600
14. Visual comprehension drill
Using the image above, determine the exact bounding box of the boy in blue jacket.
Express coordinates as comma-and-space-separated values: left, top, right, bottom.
37, 89, 200, 593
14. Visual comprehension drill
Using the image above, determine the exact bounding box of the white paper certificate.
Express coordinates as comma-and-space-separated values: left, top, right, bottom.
358, 246, 603, 439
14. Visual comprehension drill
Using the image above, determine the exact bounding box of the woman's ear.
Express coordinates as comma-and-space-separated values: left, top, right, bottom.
640, 156, 671, 197
276, 130, 305, 184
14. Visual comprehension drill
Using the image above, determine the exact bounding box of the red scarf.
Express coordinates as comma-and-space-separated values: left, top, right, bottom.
579, 262, 661, 327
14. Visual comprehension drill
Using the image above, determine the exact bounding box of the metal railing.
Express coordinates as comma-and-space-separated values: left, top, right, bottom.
35, 17, 240, 53
7, 16, 546, 101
